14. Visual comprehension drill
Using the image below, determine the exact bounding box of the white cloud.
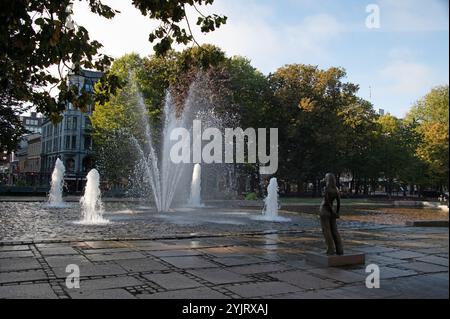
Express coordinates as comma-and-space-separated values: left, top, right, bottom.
188, 1, 344, 73
72, 0, 159, 58
387, 47, 417, 61
377, 0, 449, 32
379, 60, 435, 94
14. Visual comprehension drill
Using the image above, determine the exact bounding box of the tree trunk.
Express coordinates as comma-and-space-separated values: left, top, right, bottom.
363, 178, 369, 195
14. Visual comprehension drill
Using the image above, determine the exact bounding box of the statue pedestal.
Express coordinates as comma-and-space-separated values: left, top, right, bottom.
307, 252, 365, 267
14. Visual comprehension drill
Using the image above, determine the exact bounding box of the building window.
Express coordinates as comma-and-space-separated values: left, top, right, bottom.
84, 136, 92, 150
65, 116, 78, 130
66, 158, 75, 173
71, 136, 77, 149
65, 136, 70, 149
84, 83, 93, 92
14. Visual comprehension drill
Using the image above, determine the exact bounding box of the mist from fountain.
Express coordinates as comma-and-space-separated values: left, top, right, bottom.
79, 169, 109, 224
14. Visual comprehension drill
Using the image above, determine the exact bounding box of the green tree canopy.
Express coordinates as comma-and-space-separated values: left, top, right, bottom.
407, 85, 449, 188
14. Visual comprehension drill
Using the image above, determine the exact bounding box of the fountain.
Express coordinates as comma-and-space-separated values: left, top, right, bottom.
188, 164, 203, 207
79, 169, 108, 224
131, 90, 192, 212
253, 177, 290, 222
46, 158, 69, 208
129, 75, 237, 212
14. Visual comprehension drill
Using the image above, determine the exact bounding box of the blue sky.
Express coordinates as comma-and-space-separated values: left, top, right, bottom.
73, 0, 449, 117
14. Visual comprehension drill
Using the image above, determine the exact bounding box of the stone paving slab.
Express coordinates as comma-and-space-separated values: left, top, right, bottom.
0, 269, 48, 284
187, 268, 251, 285
75, 276, 143, 291
224, 282, 301, 298
52, 264, 128, 279
0, 257, 41, 272
416, 255, 449, 267
365, 254, 410, 266
0, 283, 58, 299
199, 247, 242, 257
160, 256, 220, 269
213, 256, 269, 266
83, 241, 130, 249
87, 252, 146, 262
320, 283, 401, 299
0, 245, 30, 252
269, 270, 340, 290
137, 287, 230, 299
0, 250, 34, 258
82, 248, 136, 254
44, 255, 91, 267
143, 273, 202, 290
68, 288, 136, 299
382, 273, 449, 299
397, 261, 448, 273
381, 250, 427, 260
227, 263, 292, 275
307, 268, 366, 284
352, 246, 398, 254
148, 250, 203, 257
115, 258, 169, 273
375, 266, 418, 279
38, 247, 79, 256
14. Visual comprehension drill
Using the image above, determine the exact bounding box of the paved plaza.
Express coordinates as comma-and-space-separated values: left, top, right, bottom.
0, 202, 448, 299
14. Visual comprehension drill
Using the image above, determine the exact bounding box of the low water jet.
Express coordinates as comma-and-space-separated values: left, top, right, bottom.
46, 158, 69, 208
253, 178, 290, 222
79, 169, 108, 225
188, 164, 203, 208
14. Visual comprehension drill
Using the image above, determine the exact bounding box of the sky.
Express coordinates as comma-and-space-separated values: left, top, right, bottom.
71, 0, 449, 118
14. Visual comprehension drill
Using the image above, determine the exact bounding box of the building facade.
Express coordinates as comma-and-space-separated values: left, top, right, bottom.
15, 134, 42, 185
21, 112, 43, 134
41, 70, 102, 193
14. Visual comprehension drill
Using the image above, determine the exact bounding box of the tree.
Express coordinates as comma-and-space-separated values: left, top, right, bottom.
91, 53, 160, 185
338, 98, 379, 194
407, 85, 449, 189
268, 64, 359, 195
0, 0, 226, 150
0, 93, 28, 153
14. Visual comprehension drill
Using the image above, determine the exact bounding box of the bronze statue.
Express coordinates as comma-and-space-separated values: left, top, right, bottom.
320, 173, 344, 255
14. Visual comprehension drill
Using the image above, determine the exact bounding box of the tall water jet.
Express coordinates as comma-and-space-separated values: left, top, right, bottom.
79, 169, 108, 224
129, 74, 233, 212
47, 158, 68, 208
188, 164, 203, 207
253, 178, 290, 222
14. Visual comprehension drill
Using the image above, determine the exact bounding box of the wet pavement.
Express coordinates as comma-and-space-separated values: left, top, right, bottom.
0, 202, 448, 299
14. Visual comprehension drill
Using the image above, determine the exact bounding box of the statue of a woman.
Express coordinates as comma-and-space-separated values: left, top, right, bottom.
320, 173, 344, 255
